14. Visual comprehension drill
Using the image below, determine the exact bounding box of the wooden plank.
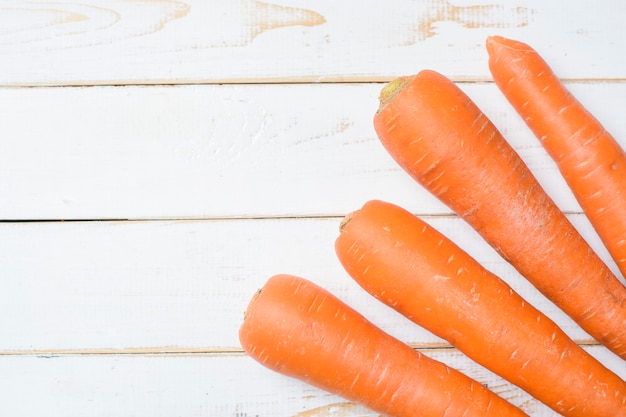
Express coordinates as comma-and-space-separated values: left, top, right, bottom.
2, 81, 625, 220
0, 0, 625, 85
0, 214, 621, 353
1, 346, 623, 416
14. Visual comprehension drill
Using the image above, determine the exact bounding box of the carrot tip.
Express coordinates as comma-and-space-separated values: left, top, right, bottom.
339, 210, 358, 233
486, 35, 533, 57
243, 287, 263, 322
377, 75, 415, 114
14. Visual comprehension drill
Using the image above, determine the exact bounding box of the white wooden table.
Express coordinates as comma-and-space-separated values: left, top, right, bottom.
1, 1, 625, 415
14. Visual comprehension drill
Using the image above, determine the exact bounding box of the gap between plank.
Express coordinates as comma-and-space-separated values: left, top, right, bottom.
1, 78, 625, 89
0, 211, 587, 224
0, 340, 600, 357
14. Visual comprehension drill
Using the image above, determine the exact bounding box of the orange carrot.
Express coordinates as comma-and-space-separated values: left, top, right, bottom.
372, 69, 626, 360
486, 35, 626, 280
335, 199, 626, 417
239, 273, 529, 417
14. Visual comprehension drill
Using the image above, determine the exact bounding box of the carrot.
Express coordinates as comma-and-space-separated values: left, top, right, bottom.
372, 69, 626, 360
335, 199, 626, 417
239, 273, 529, 417
486, 35, 626, 280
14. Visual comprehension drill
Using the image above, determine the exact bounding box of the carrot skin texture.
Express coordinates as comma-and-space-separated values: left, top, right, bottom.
239, 274, 529, 417
373, 69, 626, 359
335, 199, 626, 417
487, 35, 626, 280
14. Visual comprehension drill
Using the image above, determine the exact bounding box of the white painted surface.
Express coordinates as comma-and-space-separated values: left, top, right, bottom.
1, 1, 624, 416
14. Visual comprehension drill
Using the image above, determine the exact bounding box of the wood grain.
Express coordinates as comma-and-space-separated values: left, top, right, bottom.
1, 0, 625, 85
